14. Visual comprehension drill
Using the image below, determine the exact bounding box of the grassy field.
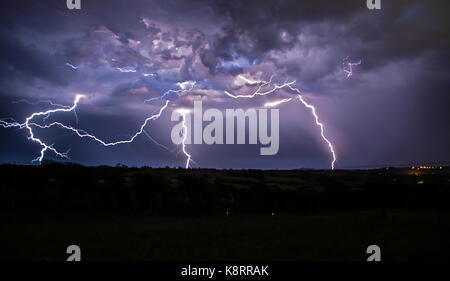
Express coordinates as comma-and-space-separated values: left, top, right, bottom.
1, 211, 449, 261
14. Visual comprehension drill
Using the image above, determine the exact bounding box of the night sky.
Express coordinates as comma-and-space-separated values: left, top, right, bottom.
0, 0, 449, 169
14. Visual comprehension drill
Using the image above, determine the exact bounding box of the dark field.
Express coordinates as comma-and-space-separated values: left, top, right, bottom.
1, 164, 449, 261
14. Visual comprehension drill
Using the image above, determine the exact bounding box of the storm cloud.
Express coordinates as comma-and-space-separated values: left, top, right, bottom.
0, 0, 449, 168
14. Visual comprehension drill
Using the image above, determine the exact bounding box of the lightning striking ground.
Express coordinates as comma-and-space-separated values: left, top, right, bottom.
297, 95, 336, 170
1, 77, 199, 167
1, 95, 85, 162
226, 75, 337, 170
2, 73, 336, 169
27, 100, 169, 147
1, 96, 170, 163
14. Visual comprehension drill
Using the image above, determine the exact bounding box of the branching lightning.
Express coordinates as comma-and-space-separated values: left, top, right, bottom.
1, 95, 85, 163
0, 72, 201, 167
12, 98, 79, 125
28, 100, 169, 147
13, 99, 72, 109
343, 56, 361, 78
145, 81, 196, 103
144, 81, 196, 168
225, 75, 296, 99
1, 95, 170, 164
1, 69, 337, 169
226, 75, 337, 170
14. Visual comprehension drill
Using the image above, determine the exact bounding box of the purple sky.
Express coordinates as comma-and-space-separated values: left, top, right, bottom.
0, 0, 449, 169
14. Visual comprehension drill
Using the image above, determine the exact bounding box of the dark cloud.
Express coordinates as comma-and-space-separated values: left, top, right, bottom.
0, 30, 68, 87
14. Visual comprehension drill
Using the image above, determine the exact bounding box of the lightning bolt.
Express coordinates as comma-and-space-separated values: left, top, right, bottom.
1, 95, 85, 163
66, 63, 79, 70
1, 77, 199, 168
175, 109, 192, 168
343, 56, 361, 78
1, 95, 170, 164
297, 95, 336, 170
1, 73, 336, 169
284, 84, 336, 170
13, 99, 72, 109
226, 75, 337, 170
145, 81, 196, 103
225, 75, 296, 99
264, 98, 292, 108
143, 130, 173, 152
12, 98, 79, 125
116, 66, 137, 73
28, 100, 169, 147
